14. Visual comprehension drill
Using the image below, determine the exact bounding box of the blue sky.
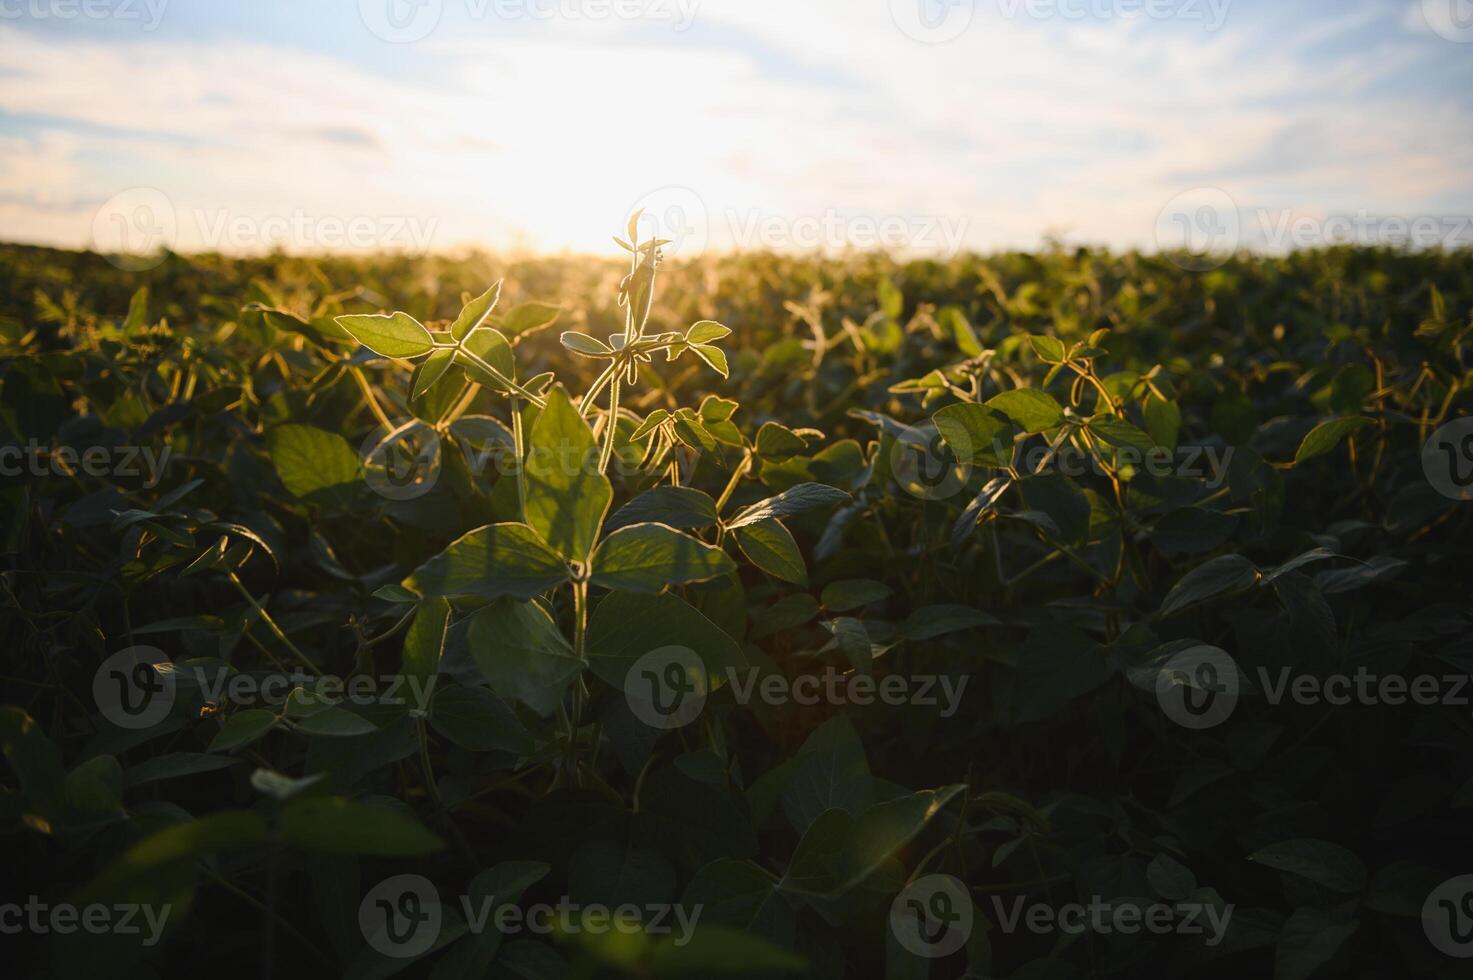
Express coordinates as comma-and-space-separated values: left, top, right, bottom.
2, 0, 1471, 257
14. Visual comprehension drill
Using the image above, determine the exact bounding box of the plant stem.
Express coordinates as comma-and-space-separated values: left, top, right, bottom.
350, 366, 394, 431
598, 374, 621, 473
455, 348, 547, 407
228, 573, 320, 675
510, 396, 528, 521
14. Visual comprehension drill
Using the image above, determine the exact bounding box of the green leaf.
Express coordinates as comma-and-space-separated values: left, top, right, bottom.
831, 786, 966, 892
402, 597, 450, 690
755, 422, 809, 461
279, 798, 444, 856
468, 598, 583, 716
985, 389, 1065, 433
932, 403, 1014, 466
66, 755, 123, 814
1088, 414, 1156, 451
456, 324, 515, 388
449, 282, 502, 341
938, 306, 981, 357
691, 344, 729, 378
524, 385, 612, 561
560, 331, 613, 356
334, 311, 435, 358
209, 710, 277, 753
1147, 853, 1197, 901
499, 301, 561, 336
1249, 839, 1367, 893
1294, 416, 1373, 464
820, 579, 893, 612
586, 591, 747, 691
681, 860, 794, 947
1150, 506, 1239, 556
293, 707, 378, 737
411, 348, 456, 400
1275, 906, 1358, 980
733, 519, 807, 585
900, 604, 998, 641
591, 523, 736, 594
726, 482, 850, 529
1028, 334, 1067, 363
267, 424, 360, 506
781, 719, 872, 835
123, 753, 236, 788
1144, 394, 1182, 450
686, 320, 731, 344
428, 684, 531, 754
1012, 624, 1109, 723
402, 523, 569, 601
606, 486, 718, 534
1159, 554, 1259, 617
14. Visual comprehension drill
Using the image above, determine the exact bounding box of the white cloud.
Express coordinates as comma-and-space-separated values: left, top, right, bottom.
0, 1, 1468, 257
